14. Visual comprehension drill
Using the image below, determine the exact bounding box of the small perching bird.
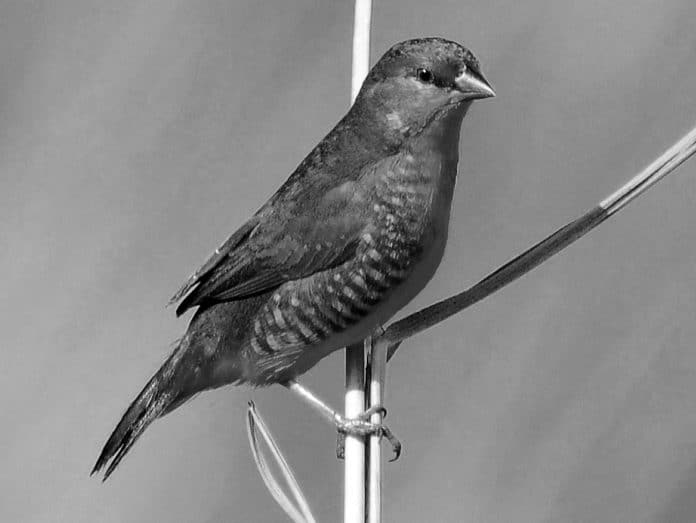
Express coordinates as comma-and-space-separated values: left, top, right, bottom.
92, 37, 495, 480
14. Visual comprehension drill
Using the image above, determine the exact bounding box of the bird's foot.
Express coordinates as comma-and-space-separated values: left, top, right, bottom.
283, 381, 401, 461
335, 405, 401, 462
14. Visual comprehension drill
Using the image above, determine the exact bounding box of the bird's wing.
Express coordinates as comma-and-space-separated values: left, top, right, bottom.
168, 217, 260, 306
170, 179, 369, 316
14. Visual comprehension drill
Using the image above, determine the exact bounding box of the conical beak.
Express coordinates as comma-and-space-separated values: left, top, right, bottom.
454, 67, 495, 99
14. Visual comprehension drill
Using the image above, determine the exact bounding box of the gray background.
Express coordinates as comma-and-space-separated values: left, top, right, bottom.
2, 1, 696, 521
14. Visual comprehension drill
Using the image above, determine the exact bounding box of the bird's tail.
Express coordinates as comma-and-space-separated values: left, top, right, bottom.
91, 338, 196, 480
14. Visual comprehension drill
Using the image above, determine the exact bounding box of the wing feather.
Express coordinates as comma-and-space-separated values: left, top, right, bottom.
168, 218, 259, 306
170, 178, 369, 315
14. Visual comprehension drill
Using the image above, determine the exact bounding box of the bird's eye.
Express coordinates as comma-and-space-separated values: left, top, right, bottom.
416, 68, 434, 83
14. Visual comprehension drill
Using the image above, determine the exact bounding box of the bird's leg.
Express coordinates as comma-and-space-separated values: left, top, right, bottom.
284, 380, 401, 461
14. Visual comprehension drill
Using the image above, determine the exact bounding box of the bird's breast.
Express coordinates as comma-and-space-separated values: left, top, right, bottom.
370, 139, 458, 251
366, 143, 457, 305
241, 142, 460, 384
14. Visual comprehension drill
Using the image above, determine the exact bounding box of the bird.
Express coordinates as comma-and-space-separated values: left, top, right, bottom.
92, 37, 495, 480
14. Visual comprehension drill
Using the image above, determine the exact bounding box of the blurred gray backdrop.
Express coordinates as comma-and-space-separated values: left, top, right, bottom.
2, 1, 696, 522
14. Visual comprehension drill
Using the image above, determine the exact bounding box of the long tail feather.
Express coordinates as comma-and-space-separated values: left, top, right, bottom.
91, 340, 188, 481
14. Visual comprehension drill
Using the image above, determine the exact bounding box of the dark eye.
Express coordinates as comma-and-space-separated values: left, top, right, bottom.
416, 68, 434, 83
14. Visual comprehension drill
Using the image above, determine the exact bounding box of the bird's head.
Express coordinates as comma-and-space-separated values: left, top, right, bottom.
354, 37, 494, 139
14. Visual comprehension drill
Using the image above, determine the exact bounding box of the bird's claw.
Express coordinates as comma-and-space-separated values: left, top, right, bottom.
359, 404, 387, 420
334, 406, 401, 462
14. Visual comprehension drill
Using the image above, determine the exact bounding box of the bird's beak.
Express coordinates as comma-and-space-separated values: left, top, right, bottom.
454, 67, 496, 99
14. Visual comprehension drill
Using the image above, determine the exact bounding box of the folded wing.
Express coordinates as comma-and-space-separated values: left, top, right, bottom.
170, 180, 369, 316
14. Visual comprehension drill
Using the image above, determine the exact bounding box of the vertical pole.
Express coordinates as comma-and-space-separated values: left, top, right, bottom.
367, 338, 387, 523
345, 5, 372, 522
351, 0, 372, 103
344, 342, 365, 523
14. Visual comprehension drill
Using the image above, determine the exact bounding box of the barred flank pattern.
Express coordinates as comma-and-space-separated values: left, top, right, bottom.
246, 151, 436, 379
